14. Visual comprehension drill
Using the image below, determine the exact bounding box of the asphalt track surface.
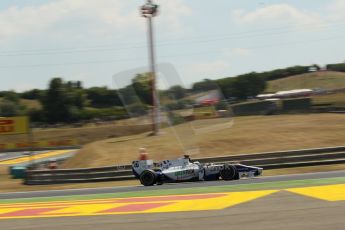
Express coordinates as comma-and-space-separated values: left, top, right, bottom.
1, 170, 344, 200
1, 188, 345, 230
1, 171, 345, 230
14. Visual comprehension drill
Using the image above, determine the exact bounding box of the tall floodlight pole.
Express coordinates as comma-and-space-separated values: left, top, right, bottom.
141, 0, 159, 135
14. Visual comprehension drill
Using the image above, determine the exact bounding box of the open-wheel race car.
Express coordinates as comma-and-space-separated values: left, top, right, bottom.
132, 156, 263, 186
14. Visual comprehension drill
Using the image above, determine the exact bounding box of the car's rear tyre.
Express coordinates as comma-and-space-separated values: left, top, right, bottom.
140, 169, 157, 186
220, 164, 238, 180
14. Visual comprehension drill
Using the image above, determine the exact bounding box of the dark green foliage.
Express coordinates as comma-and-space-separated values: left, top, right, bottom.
326, 63, 345, 72
81, 107, 126, 120
66, 80, 83, 89
167, 111, 186, 125
216, 73, 267, 99
41, 78, 68, 122
28, 109, 46, 122
3, 91, 20, 103
259, 65, 312, 81
232, 73, 267, 99
41, 78, 87, 123
131, 73, 153, 105
167, 85, 187, 100
0, 99, 26, 117
197, 65, 313, 99
127, 103, 148, 117
192, 79, 218, 92
0, 91, 26, 117
86, 87, 122, 108
21, 89, 44, 100
216, 78, 236, 98
117, 86, 137, 106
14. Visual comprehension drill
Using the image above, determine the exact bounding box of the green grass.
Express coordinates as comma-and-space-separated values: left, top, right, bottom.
266, 71, 345, 92
1, 176, 345, 204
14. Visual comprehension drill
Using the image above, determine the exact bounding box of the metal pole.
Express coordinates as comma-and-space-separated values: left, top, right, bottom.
146, 2, 159, 135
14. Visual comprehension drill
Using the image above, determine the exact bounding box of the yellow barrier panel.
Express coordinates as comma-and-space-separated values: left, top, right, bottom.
0, 117, 29, 135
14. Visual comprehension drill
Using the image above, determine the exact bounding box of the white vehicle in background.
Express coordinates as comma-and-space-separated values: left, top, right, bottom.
132, 155, 263, 186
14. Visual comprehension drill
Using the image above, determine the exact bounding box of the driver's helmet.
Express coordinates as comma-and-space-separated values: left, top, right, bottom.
183, 154, 191, 161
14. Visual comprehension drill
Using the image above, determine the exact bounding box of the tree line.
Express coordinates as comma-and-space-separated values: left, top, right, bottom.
0, 62, 343, 123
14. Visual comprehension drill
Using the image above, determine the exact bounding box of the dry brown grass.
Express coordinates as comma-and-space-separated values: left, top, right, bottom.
20, 99, 41, 110
63, 114, 345, 168
266, 71, 345, 92
1, 124, 151, 145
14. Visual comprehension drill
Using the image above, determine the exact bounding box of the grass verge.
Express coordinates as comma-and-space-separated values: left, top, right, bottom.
1, 176, 345, 204
0, 163, 344, 194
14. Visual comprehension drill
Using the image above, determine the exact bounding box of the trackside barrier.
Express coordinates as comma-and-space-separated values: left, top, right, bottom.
9, 154, 75, 179
192, 146, 345, 163
25, 165, 135, 185
24, 146, 345, 185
